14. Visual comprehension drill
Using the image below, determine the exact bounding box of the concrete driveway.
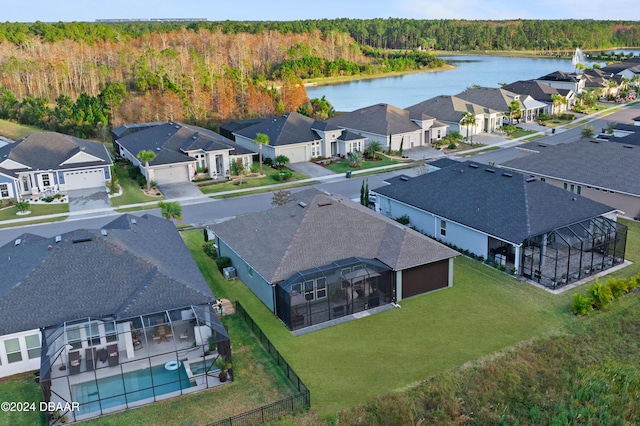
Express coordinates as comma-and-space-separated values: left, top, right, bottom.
157, 182, 204, 200
287, 162, 336, 178
67, 188, 111, 212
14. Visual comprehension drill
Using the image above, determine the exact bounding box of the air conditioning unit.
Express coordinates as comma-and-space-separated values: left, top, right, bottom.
223, 266, 237, 280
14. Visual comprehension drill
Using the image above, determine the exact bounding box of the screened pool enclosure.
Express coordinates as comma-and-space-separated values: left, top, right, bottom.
276, 257, 394, 330
39, 304, 231, 424
520, 216, 627, 289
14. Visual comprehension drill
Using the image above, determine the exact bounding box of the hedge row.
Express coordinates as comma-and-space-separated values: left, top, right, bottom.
571, 274, 640, 315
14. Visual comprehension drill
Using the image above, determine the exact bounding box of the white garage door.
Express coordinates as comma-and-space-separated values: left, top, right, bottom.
153, 165, 189, 184
64, 169, 105, 190
279, 145, 308, 164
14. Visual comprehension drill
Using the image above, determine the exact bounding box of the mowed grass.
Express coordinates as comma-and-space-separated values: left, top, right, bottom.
0, 203, 69, 221
182, 230, 575, 416
0, 372, 46, 426
109, 165, 163, 207
0, 119, 44, 140
199, 167, 308, 195
325, 156, 398, 173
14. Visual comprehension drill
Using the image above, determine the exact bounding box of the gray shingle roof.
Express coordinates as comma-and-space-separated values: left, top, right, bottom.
502, 80, 564, 103
211, 189, 457, 283
0, 214, 214, 335
454, 87, 522, 113
114, 122, 250, 166
233, 112, 321, 146
0, 132, 111, 177
327, 103, 421, 136
501, 140, 640, 197
373, 161, 616, 244
405, 96, 499, 124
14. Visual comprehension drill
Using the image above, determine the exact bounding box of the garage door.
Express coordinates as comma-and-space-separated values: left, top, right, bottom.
64, 169, 105, 190
279, 145, 308, 164
401, 259, 449, 299
153, 165, 189, 184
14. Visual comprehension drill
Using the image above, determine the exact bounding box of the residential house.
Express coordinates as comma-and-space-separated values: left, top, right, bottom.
501, 139, 640, 219
454, 86, 547, 124
112, 122, 253, 184
0, 214, 231, 422
502, 80, 575, 115
211, 189, 458, 331
373, 161, 626, 289
599, 57, 640, 82
0, 133, 112, 201
328, 103, 439, 151
405, 95, 501, 139
535, 70, 586, 94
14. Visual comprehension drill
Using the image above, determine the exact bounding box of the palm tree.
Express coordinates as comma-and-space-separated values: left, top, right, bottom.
460, 112, 476, 145
15, 200, 30, 214
253, 133, 269, 176
136, 150, 156, 192
581, 125, 595, 140
158, 201, 182, 223
508, 99, 521, 125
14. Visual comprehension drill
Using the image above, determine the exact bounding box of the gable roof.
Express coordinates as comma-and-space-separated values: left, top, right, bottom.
233, 112, 322, 146
0, 133, 111, 177
0, 214, 214, 335
113, 122, 251, 166
502, 140, 640, 197
373, 161, 616, 244
536, 70, 583, 83
405, 96, 499, 124
455, 87, 523, 112
211, 189, 457, 283
502, 80, 570, 103
327, 103, 421, 136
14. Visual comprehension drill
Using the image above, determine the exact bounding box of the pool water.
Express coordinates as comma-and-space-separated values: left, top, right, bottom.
72, 363, 192, 415
188, 359, 217, 375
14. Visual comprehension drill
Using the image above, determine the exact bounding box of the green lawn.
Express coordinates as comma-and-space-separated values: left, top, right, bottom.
199, 167, 308, 194
109, 165, 163, 207
0, 203, 69, 222
508, 128, 538, 138
0, 119, 44, 140
211, 181, 317, 199
325, 156, 398, 173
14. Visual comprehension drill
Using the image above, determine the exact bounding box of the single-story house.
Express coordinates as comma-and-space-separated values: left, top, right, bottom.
405, 95, 501, 139
373, 161, 627, 289
0, 214, 231, 422
501, 139, 640, 219
112, 122, 254, 184
211, 188, 458, 331
454, 87, 547, 124
0, 132, 112, 201
327, 103, 443, 151
501, 80, 575, 115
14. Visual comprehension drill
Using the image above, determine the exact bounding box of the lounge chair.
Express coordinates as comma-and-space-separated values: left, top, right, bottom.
69, 351, 81, 375
86, 348, 95, 371
107, 344, 119, 367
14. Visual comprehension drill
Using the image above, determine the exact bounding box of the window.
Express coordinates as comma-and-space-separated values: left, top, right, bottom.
247, 266, 253, 277
104, 322, 117, 343
25, 334, 40, 359
437, 129, 442, 139
563, 183, 568, 190
21, 176, 29, 192
316, 278, 327, 299
304, 280, 315, 301
4, 338, 22, 363
67, 327, 82, 350
42, 173, 51, 187
570, 184, 575, 193
0, 183, 8, 198
577, 186, 582, 195
86, 322, 101, 347
440, 219, 447, 237
540, 177, 546, 182
311, 141, 321, 157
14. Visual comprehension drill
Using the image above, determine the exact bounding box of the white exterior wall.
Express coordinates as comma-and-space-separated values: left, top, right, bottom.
376, 194, 489, 259
0, 329, 41, 378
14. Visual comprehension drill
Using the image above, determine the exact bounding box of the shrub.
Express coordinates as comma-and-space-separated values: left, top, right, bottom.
394, 214, 410, 225
127, 164, 141, 179
447, 142, 457, 150
588, 281, 614, 310
571, 293, 593, 316
273, 169, 293, 181
347, 151, 363, 167
202, 241, 217, 259
263, 157, 274, 167
250, 163, 260, 173
136, 174, 147, 188
606, 277, 628, 299
215, 256, 232, 272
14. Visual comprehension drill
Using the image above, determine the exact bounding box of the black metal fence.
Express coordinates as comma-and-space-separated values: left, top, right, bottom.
207, 302, 310, 426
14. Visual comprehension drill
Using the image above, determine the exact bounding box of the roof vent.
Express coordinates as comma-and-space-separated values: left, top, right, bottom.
502, 172, 513, 177
486, 168, 495, 173
72, 236, 92, 244
318, 200, 332, 207
14, 238, 21, 246
55, 235, 62, 243
101, 229, 108, 236
131, 218, 137, 224
623, 145, 634, 149
526, 177, 536, 182
468, 163, 479, 168
590, 140, 599, 144
175, 125, 180, 129
537, 144, 547, 148
298, 201, 307, 208
400, 176, 409, 181
192, 135, 197, 139
156, 147, 161, 151
47, 245, 52, 250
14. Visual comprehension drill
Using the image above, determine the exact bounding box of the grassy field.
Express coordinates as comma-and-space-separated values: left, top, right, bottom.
199, 167, 308, 194
0, 203, 69, 222
109, 165, 163, 207
0, 119, 44, 140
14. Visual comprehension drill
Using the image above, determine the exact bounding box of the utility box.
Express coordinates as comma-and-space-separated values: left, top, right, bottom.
223, 266, 237, 280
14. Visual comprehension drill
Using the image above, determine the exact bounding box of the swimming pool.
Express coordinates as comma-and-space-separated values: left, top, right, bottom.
72, 363, 192, 415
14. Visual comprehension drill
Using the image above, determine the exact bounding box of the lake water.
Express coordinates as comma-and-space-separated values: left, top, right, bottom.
306, 53, 636, 112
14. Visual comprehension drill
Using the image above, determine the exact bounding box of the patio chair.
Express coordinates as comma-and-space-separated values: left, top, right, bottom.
69, 351, 81, 375
85, 348, 95, 371
107, 344, 119, 367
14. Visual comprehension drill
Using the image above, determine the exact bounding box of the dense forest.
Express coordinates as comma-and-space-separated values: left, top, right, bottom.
0, 19, 638, 139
